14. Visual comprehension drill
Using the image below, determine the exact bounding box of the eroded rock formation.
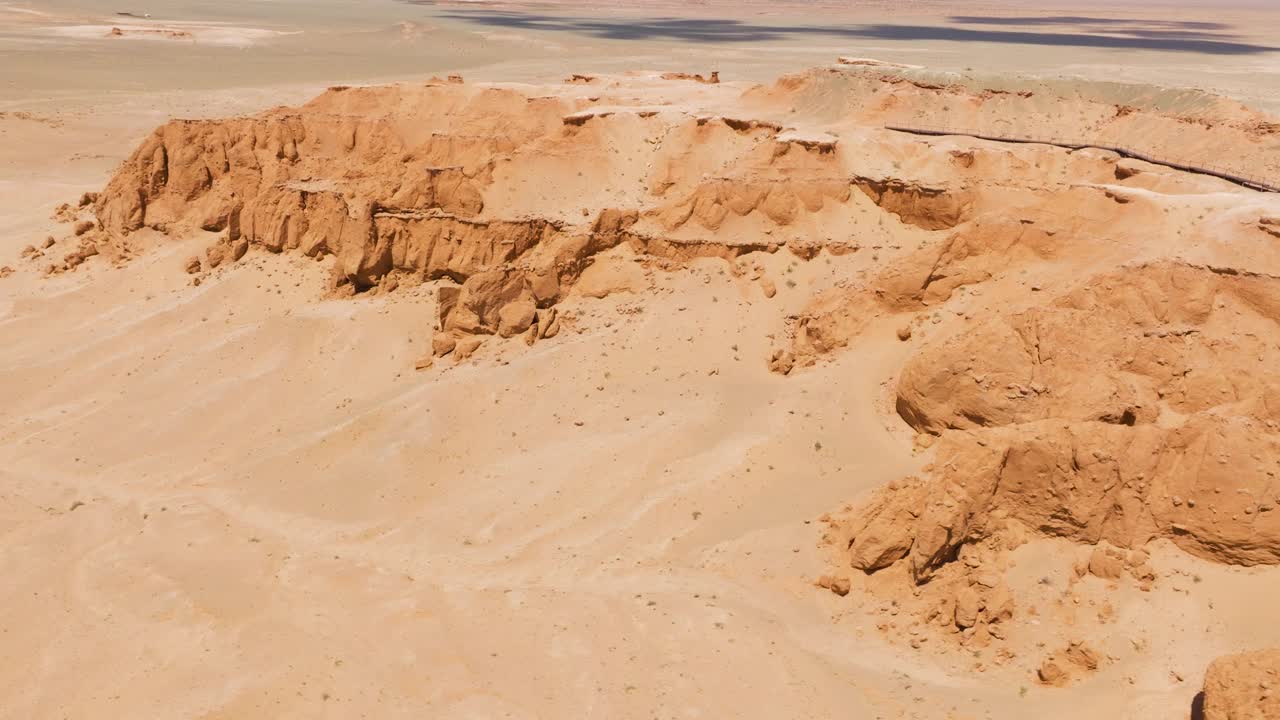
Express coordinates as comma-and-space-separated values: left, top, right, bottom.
826, 261, 1280, 593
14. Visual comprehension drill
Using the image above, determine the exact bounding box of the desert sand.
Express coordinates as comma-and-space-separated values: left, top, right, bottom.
4, 1, 1280, 719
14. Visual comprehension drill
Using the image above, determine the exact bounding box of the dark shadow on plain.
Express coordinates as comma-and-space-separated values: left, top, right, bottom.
420, 9, 1277, 55
949, 15, 1231, 31
1122, 29, 1239, 41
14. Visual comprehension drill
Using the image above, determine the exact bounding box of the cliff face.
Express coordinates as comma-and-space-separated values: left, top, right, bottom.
89, 80, 873, 338
92, 85, 588, 336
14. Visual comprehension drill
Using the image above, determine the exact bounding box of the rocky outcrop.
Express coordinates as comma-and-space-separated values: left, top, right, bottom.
826, 262, 1280, 587
88, 85, 652, 341
93, 83, 566, 266
786, 187, 1166, 366
660, 71, 720, 84
85, 80, 883, 344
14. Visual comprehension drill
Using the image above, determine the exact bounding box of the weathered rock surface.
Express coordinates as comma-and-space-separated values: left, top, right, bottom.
1202, 649, 1280, 720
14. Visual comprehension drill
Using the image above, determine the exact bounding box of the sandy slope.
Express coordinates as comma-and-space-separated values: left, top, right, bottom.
0, 185, 925, 718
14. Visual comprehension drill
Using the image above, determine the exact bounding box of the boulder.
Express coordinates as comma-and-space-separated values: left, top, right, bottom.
759, 277, 777, 298
1202, 649, 1280, 720
432, 332, 457, 357
206, 242, 227, 268
497, 299, 537, 338
454, 336, 483, 361
1088, 543, 1126, 580
769, 349, 795, 375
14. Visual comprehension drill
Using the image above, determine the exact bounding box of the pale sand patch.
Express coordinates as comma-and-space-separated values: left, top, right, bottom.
46, 22, 300, 47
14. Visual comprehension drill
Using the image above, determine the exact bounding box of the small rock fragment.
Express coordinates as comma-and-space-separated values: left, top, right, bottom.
985, 584, 1015, 624
954, 586, 981, 629
206, 242, 226, 268
828, 576, 851, 596
542, 316, 561, 339
537, 307, 558, 339
816, 575, 852, 596
759, 277, 777, 298
230, 238, 249, 262
453, 336, 483, 361
63, 242, 99, 269
1038, 660, 1068, 686
432, 332, 457, 357
769, 349, 795, 375
1064, 642, 1100, 671
1088, 543, 1125, 580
